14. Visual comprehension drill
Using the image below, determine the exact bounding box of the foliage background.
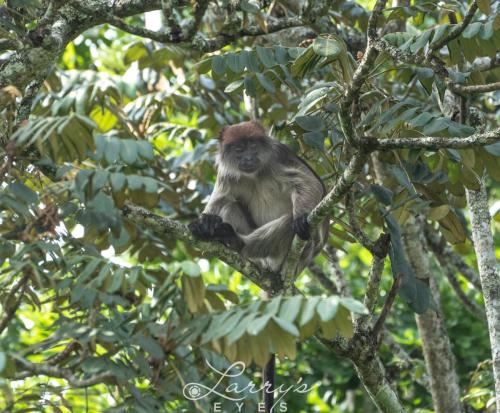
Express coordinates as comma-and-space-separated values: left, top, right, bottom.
0, 0, 499, 412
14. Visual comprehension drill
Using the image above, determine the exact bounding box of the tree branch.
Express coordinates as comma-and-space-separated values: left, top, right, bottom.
0, 275, 29, 335
424, 225, 482, 291
307, 263, 338, 294
14, 356, 115, 387
367, 127, 499, 149
372, 275, 401, 343
338, 0, 388, 146
121, 203, 284, 294
450, 82, 500, 94
442, 262, 485, 320
428, 2, 478, 53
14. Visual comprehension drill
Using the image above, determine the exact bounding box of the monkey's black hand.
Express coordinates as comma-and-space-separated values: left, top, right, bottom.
188, 214, 223, 240
293, 213, 311, 240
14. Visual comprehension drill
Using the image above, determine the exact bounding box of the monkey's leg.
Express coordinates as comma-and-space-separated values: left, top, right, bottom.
218, 200, 255, 235
241, 214, 294, 259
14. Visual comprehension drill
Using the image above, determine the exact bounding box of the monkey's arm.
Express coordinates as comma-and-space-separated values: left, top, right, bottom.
190, 179, 250, 250
289, 162, 325, 240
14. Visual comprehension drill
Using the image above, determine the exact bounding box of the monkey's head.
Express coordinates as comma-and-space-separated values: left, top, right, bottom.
218, 121, 272, 175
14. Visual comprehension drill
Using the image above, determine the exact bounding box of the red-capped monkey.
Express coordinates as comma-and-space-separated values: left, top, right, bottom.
189, 121, 329, 274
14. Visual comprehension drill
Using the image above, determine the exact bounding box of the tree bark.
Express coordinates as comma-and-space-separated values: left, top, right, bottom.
344, 334, 407, 413
403, 217, 464, 413
466, 183, 500, 413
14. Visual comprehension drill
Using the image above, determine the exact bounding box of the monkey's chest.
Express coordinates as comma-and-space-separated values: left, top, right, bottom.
244, 179, 292, 226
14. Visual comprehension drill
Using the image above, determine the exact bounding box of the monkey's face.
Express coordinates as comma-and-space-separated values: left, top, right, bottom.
221, 138, 271, 175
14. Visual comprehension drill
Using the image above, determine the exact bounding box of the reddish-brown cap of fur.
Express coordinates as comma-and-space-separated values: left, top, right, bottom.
219, 121, 267, 145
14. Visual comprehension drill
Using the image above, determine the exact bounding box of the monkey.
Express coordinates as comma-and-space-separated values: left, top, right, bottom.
189, 120, 329, 275
188, 120, 329, 413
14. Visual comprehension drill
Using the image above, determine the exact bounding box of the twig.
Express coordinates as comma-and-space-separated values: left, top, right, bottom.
358, 255, 385, 331
345, 190, 390, 258
338, 0, 389, 146
48, 341, 81, 366
428, 2, 478, 53
325, 246, 352, 297
424, 225, 482, 291
307, 263, 338, 294
0, 275, 29, 335
442, 263, 485, 320
373, 275, 401, 344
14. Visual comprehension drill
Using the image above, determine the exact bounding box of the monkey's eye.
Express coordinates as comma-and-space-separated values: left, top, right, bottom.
234, 146, 245, 153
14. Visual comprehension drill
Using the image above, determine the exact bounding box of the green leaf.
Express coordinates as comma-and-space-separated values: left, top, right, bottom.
316, 297, 339, 322
278, 296, 302, 323
212, 55, 226, 75
124, 41, 149, 64
137, 141, 154, 160
9, 182, 38, 204
371, 184, 393, 205
107, 268, 123, 293
226, 52, 245, 73
110, 173, 127, 192
430, 24, 449, 45
224, 79, 245, 93
476, 0, 491, 15
272, 316, 299, 337
241, 0, 260, 13
409, 112, 433, 128
462, 22, 482, 38
313, 36, 343, 57
484, 142, 500, 156
409, 29, 432, 53
244, 76, 257, 97
120, 140, 139, 164
299, 296, 321, 326
255, 73, 276, 93
303, 131, 324, 150
383, 32, 413, 48
181, 260, 201, 277
295, 115, 325, 131
340, 297, 368, 314
247, 314, 272, 335
127, 175, 143, 190
256, 46, 276, 69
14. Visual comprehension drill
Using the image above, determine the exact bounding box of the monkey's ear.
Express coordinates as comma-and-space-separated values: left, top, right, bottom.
218, 126, 228, 142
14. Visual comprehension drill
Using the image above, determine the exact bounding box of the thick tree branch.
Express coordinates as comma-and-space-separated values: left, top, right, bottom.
122, 203, 284, 294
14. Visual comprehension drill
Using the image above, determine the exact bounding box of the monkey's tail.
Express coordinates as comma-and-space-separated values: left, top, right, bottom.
263, 353, 275, 413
